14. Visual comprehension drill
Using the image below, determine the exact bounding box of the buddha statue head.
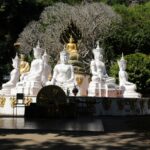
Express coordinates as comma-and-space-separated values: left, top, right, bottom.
60, 47, 69, 64
69, 36, 74, 43
33, 41, 44, 59
42, 50, 50, 63
12, 53, 19, 69
92, 41, 103, 61
118, 53, 127, 71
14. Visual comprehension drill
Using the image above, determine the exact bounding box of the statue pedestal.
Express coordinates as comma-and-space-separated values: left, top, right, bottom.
75, 74, 89, 96
95, 89, 106, 97
120, 85, 141, 98
88, 81, 106, 97
106, 89, 123, 97
16, 81, 42, 96
24, 81, 42, 96
0, 96, 25, 116
0, 89, 11, 95
123, 91, 141, 98
88, 81, 122, 97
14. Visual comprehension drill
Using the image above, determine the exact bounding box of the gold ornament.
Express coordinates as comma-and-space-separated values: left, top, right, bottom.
10, 97, 17, 108
0, 96, 6, 107
24, 97, 32, 106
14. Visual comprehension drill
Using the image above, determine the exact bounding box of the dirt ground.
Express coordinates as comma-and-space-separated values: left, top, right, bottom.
0, 131, 150, 150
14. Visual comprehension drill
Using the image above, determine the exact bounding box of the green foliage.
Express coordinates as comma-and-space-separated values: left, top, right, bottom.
0, 0, 45, 85
110, 2, 150, 54
105, 0, 149, 6
110, 53, 150, 94
106, 0, 130, 5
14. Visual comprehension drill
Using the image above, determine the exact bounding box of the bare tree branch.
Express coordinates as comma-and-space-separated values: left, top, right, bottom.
17, 2, 121, 68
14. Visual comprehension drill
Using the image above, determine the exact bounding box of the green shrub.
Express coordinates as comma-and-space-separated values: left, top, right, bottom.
110, 2, 150, 54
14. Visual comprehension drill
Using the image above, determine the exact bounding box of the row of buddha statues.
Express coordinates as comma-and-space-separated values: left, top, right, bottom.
0, 38, 141, 98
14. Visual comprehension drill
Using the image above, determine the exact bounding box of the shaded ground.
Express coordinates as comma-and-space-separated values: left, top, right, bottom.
0, 131, 150, 150
0, 116, 150, 150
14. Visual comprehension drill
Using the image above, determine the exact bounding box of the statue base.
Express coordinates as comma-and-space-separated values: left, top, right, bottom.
0, 96, 25, 116
16, 81, 42, 96
123, 91, 141, 98
88, 88, 122, 97
88, 82, 122, 97
0, 89, 12, 95
75, 74, 89, 96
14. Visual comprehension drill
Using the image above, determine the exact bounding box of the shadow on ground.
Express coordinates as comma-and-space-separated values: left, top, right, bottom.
0, 130, 150, 150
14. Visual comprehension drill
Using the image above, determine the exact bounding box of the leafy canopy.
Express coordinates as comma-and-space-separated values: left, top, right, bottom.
112, 2, 150, 54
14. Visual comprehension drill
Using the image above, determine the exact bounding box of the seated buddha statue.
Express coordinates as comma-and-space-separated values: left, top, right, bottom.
66, 36, 78, 57
19, 54, 30, 75
0, 54, 20, 95
118, 54, 141, 98
88, 41, 116, 96
91, 41, 115, 84
17, 41, 44, 96
46, 47, 77, 96
20, 44, 43, 82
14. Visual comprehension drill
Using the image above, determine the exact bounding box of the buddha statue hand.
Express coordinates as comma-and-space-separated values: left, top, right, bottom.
20, 72, 29, 81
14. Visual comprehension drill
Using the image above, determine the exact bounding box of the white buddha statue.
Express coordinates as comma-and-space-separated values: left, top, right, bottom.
118, 54, 141, 98
46, 47, 77, 96
0, 54, 20, 95
41, 50, 51, 86
88, 41, 116, 96
17, 41, 44, 96
90, 41, 115, 84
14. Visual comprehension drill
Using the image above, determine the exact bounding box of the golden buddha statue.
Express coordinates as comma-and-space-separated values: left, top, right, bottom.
19, 54, 30, 75
66, 36, 78, 56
